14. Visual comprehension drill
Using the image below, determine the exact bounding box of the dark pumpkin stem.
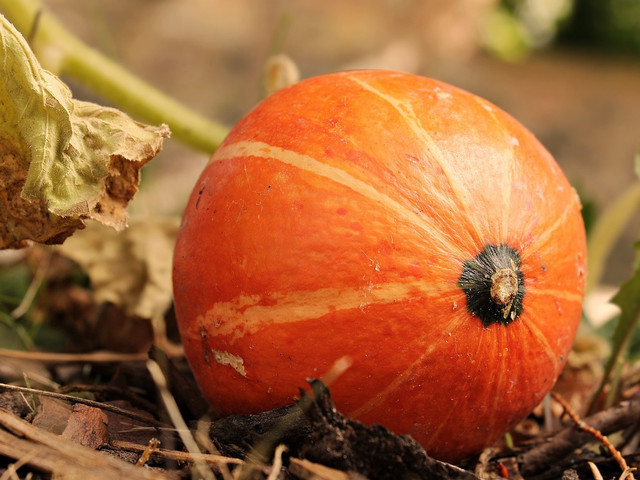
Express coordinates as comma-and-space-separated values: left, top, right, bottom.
458, 244, 525, 327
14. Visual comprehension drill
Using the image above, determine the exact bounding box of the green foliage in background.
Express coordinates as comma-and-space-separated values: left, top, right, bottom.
561, 0, 640, 54
486, 0, 640, 59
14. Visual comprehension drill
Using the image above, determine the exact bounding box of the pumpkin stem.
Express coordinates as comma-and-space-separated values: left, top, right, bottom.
490, 267, 518, 318
458, 244, 525, 327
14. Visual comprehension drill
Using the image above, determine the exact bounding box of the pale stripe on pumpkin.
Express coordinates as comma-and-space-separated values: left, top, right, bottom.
212, 140, 469, 259
521, 320, 562, 374
521, 186, 582, 255
469, 94, 516, 244
348, 76, 487, 246
196, 278, 452, 343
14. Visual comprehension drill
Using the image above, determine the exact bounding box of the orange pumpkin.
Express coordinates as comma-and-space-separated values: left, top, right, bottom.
172, 70, 586, 461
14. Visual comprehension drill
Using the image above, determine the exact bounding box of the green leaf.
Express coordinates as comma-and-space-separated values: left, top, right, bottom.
610, 267, 640, 354
0, 262, 30, 307
626, 325, 640, 362
0, 315, 28, 350
0, 13, 169, 248
589, 244, 640, 412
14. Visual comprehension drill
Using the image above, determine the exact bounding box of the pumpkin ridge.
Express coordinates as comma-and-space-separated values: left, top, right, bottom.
526, 288, 584, 304
195, 278, 451, 342
349, 346, 434, 419
416, 328, 489, 446
349, 314, 468, 419
347, 76, 485, 242
521, 319, 561, 374
500, 151, 515, 245
484, 325, 510, 438
470, 95, 516, 242
521, 188, 582, 254
212, 139, 468, 258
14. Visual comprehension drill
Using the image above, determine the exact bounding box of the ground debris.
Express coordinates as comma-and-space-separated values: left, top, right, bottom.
518, 392, 640, 477
0, 355, 639, 479
205, 379, 480, 480
0, 405, 174, 480
297, 380, 481, 480
208, 402, 310, 460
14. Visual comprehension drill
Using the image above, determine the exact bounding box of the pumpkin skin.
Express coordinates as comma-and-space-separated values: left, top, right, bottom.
172, 70, 586, 462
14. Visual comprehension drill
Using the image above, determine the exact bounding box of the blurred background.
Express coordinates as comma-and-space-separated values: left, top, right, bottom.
0, 1, 636, 462
38, 0, 640, 284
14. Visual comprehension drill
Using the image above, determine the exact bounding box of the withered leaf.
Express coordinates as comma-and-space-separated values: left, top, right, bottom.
57, 217, 180, 320
0, 13, 170, 249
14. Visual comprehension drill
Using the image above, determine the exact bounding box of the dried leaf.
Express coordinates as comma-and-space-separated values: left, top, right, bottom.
552, 333, 610, 416
0, 13, 170, 249
57, 217, 179, 319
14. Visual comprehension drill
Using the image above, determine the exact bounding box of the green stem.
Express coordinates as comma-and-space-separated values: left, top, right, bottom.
587, 305, 640, 415
0, 0, 229, 154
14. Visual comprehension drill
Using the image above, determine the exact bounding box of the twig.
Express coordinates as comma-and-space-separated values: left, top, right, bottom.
0, 449, 38, 480
622, 468, 639, 480
147, 360, 222, 480
266, 444, 287, 480
588, 461, 605, 480
288, 457, 360, 480
136, 438, 161, 467
320, 356, 353, 387
0, 383, 168, 428
0, 408, 173, 480
551, 392, 633, 479
111, 439, 244, 468
519, 393, 640, 476
57, 384, 157, 413
10, 249, 50, 320
0, 348, 150, 363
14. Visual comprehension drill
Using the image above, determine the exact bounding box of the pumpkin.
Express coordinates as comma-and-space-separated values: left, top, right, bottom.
172, 70, 586, 462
